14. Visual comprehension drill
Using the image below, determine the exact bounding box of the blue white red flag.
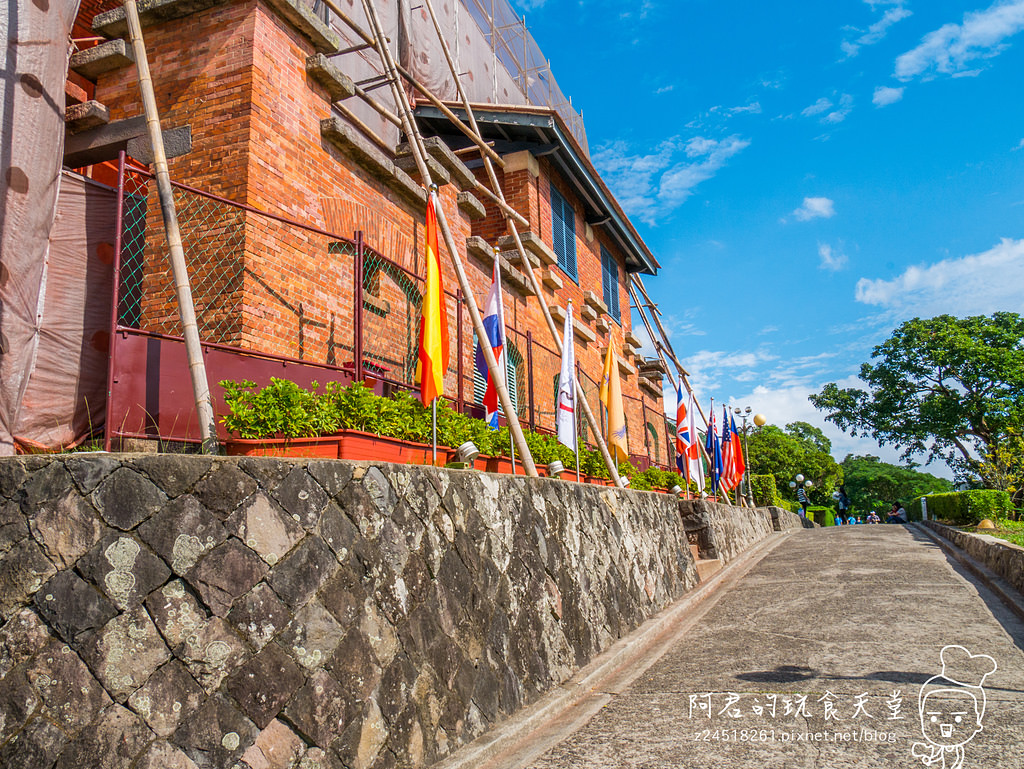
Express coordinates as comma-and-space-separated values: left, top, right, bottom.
474, 257, 506, 428
720, 405, 737, 491
704, 403, 723, 493
675, 385, 704, 492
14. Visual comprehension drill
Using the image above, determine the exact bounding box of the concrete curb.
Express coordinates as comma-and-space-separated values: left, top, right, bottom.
913, 522, 1024, 624
433, 530, 795, 769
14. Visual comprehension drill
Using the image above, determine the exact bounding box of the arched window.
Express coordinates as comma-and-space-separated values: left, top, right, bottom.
646, 422, 660, 463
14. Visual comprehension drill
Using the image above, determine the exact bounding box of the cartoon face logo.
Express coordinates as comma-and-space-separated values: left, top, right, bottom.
911, 646, 997, 768
920, 688, 983, 747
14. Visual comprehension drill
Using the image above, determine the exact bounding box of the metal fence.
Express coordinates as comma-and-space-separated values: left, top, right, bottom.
110, 163, 672, 467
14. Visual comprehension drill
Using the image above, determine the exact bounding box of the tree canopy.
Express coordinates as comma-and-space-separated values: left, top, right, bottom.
810, 313, 1024, 482
839, 454, 952, 514
746, 421, 842, 505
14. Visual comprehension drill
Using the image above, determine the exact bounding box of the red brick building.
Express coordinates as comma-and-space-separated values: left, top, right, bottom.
63, 0, 673, 465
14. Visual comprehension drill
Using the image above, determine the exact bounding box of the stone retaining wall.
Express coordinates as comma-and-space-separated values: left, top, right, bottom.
678, 500, 768, 564
0, 455, 701, 769
921, 520, 1024, 597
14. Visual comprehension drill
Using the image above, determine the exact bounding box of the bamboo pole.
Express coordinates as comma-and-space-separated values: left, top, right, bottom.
419, 0, 623, 487
320, 0, 506, 170
359, 0, 537, 477
123, 0, 218, 453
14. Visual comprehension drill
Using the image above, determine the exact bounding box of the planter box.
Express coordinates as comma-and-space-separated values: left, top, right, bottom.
225, 436, 341, 458
225, 431, 452, 465
339, 430, 452, 465
483, 456, 548, 476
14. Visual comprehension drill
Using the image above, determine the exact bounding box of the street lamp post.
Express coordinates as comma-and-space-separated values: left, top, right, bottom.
789, 474, 814, 518
733, 407, 766, 507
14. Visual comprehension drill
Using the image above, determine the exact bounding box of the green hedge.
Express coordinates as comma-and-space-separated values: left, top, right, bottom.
749, 474, 782, 507
908, 490, 1014, 525
806, 506, 836, 526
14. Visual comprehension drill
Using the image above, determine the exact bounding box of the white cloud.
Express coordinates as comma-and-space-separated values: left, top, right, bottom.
802, 97, 833, 117
873, 85, 905, 106
793, 197, 836, 221
854, 237, 1024, 317
728, 101, 762, 115
823, 93, 855, 123
818, 242, 848, 271
655, 84, 674, 94
842, 3, 912, 59
895, 0, 1024, 80
594, 135, 751, 225
802, 94, 854, 124
1014, 138, 1024, 150
728, 379, 949, 475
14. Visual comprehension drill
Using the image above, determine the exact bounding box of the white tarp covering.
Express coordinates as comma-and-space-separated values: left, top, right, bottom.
0, 0, 82, 454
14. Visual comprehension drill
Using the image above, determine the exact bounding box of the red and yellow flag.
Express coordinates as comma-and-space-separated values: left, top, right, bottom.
600, 343, 628, 462
418, 191, 449, 405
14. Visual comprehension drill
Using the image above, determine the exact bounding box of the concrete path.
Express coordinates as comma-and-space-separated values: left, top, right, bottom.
520, 525, 1024, 769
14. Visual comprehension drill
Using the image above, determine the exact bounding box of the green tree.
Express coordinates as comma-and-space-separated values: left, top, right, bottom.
746, 422, 842, 506
839, 454, 952, 514
810, 313, 1024, 484
977, 428, 1024, 509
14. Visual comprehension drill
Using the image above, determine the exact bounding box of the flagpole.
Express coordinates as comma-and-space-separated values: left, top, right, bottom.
510, 428, 515, 475
432, 400, 437, 465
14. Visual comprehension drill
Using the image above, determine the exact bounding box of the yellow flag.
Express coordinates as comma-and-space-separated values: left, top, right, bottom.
600, 344, 628, 462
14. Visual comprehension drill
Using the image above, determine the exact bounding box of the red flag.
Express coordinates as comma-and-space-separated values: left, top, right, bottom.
418, 191, 449, 405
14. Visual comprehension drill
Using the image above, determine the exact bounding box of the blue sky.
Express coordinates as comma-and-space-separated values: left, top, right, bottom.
513, 0, 1024, 476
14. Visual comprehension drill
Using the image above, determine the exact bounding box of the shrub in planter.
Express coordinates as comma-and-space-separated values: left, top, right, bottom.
749, 474, 783, 508
909, 490, 1013, 525
220, 379, 341, 439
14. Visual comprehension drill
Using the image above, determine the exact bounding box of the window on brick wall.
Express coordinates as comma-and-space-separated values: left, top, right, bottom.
550, 183, 577, 281
472, 337, 522, 415
600, 245, 621, 323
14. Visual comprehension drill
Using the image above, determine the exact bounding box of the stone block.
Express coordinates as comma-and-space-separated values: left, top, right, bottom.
228, 492, 305, 567
267, 535, 335, 608
0, 608, 51, 680
457, 191, 486, 220
179, 616, 251, 693
595, 317, 610, 335
126, 125, 193, 164
186, 539, 268, 616
624, 329, 643, 349
25, 638, 111, 737
131, 455, 213, 498
78, 532, 171, 611
128, 659, 206, 738
146, 579, 209, 650
539, 268, 563, 291
237, 457, 296, 490
172, 692, 259, 769
228, 582, 292, 651
28, 490, 105, 569
192, 462, 257, 518
92, 467, 167, 530
19, 461, 73, 510
396, 136, 477, 192
600, 348, 637, 378
0, 539, 57, 620
262, 0, 342, 53
64, 454, 121, 494
394, 153, 452, 187
241, 719, 306, 769
583, 289, 609, 316
497, 230, 557, 266
0, 667, 40, 746
318, 563, 367, 632
307, 461, 354, 499
133, 740, 200, 769
465, 235, 495, 263
65, 100, 109, 134
502, 150, 539, 177
321, 118, 427, 209
0, 714, 68, 768
325, 629, 381, 722
55, 703, 155, 768
82, 605, 171, 702
93, 0, 228, 38
275, 601, 343, 673
226, 641, 305, 728
281, 669, 348, 749
138, 494, 227, 575
33, 570, 117, 646
306, 54, 356, 102
0, 499, 28, 558
70, 39, 134, 79
273, 467, 330, 530
579, 303, 597, 322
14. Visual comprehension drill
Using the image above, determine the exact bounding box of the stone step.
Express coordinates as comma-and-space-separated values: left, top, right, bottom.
65, 100, 110, 134
695, 558, 722, 581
